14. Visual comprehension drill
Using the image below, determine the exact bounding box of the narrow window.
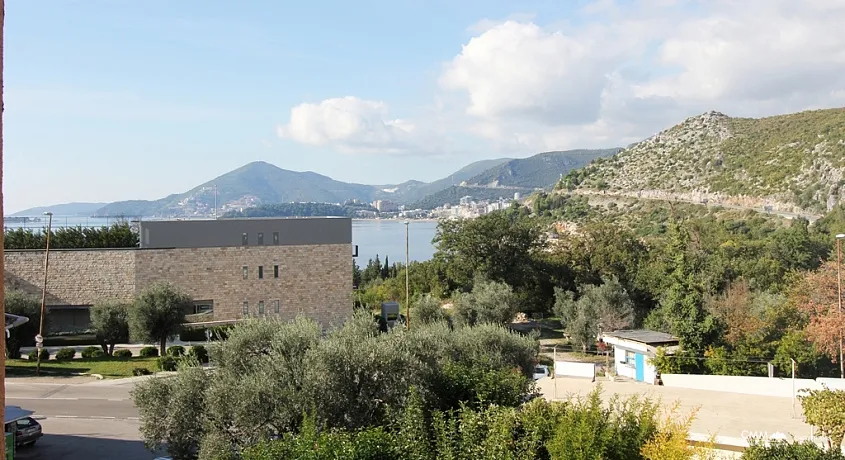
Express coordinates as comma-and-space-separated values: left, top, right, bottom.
242, 233, 248, 246
242, 266, 248, 280
258, 266, 264, 279
258, 301, 265, 315
273, 300, 280, 314
257, 232, 264, 245
273, 265, 279, 278
273, 232, 279, 245
242, 301, 249, 316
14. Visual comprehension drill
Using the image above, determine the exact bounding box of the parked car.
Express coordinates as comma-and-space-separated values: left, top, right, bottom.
12, 417, 42, 447
533, 364, 550, 380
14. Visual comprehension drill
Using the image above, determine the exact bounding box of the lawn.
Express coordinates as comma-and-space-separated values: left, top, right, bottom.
5, 357, 159, 378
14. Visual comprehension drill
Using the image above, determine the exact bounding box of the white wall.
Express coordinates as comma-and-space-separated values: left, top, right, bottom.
555, 361, 596, 379
816, 378, 845, 391
661, 374, 826, 398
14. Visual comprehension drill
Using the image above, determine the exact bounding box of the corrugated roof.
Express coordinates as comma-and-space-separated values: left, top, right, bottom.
604, 329, 679, 345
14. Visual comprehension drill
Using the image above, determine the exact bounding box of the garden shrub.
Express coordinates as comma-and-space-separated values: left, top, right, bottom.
187, 345, 209, 364
81, 346, 103, 359
157, 355, 178, 372
114, 349, 133, 358
742, 439, 845, 459
167, 345, 186, 357
55, 347, 76, 361
139, 346, 159, 358
132, 367, 152, 376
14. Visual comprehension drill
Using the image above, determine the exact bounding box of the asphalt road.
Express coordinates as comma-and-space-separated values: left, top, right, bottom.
6, 378, 160, 460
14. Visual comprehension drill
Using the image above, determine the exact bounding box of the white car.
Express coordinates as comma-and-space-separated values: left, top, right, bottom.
532, 364, 550, 380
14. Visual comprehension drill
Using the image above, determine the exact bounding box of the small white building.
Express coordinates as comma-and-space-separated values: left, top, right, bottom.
601, 330, 680, 385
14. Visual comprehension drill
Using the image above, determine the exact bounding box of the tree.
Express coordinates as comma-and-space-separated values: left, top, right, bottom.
411, 295, 448, 325
433, 211, 543, 292
554, 277, 635, 351
4, 290, 44, 359
90, 301, 130, 355
645, 222, 718, 354
452, 279, 518, 327
130, 283, 190, 356
792, 261, 844, 363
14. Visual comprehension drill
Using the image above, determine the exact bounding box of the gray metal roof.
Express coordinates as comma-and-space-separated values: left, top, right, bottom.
604, 329, 679, 345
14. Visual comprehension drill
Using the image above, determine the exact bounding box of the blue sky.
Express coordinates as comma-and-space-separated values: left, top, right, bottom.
5, 0, 844, 213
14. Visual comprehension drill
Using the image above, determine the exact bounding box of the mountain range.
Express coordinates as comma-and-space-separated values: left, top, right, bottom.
13, 149, 617, 217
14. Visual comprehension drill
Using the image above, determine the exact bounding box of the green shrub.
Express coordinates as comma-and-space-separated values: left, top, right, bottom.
26, 349, 50, 361
132, 367, 152, 376
81, 346, 103, 359
167, 345, 186, 357
742, 439, 845, 459
157, 355, 178, 372
139, 346, 159, 358
26, 352, 36, 361
187, 345, 209, 364
113, 349, 133, 358
55, 347, 76, 361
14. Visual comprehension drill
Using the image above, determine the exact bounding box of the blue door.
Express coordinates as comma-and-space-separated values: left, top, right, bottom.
634, 353, 645, 382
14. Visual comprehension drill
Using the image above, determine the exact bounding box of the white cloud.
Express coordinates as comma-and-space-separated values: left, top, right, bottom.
436, 0, 845, 153
277, 96, 431, 154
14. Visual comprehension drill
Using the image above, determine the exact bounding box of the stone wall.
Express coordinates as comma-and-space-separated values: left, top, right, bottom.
4, 249, 136, 306
134, 243, 352, 327
4, 243, 353, 330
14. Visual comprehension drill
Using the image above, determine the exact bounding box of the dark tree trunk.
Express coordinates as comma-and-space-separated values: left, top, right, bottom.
160, 337, 166, 357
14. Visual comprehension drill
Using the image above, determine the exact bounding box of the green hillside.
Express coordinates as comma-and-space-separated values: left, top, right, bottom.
222, 202, 376, 218
572, 108, 845, 213
465, 149, 621, 189
378, 157, 512, 204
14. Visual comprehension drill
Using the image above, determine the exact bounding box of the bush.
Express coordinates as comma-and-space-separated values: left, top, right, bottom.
742, 439, 845, 459
139, 346, 159, 358
187, 345, 209, 364
81, 346, 103, 359
114, 349, 133, 358
167, 345, 186, 357
55, 348, 76, 361
132, 367, 152, 376
26, 349, 50, 361
157, 355, 178, 372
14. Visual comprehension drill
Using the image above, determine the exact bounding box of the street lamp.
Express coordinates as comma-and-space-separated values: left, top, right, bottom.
836, 234, 845, 379
404, 221, 410, 329
36, 212, 53, 376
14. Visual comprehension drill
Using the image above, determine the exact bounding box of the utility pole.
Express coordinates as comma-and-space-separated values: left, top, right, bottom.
404, 221, 410, 329
36, 212, 53, 376
1, 1, 7, 454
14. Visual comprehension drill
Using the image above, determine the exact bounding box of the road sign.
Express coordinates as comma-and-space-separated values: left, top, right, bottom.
35, 342, 43, 349
34, 334, 43, 344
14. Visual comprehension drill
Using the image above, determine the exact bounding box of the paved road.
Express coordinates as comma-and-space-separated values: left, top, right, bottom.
5, 378, 158, 460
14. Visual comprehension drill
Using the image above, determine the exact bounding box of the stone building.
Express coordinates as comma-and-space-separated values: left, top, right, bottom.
4, 217, 354, 333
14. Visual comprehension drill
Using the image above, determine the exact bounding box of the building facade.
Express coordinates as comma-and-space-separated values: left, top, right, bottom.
600, 330, 680, 385
4, 217, 354, 332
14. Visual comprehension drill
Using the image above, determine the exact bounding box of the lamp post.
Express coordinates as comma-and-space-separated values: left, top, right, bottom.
836, 234, 845, 379
36, 212, 53, 376
404, 221, 410, 329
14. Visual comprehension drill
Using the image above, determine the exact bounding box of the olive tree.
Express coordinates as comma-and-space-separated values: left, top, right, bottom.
452, 279, 518, 327
90, 300, 130, 355
130, 283, 190, 356
411, 295, 449, 326
554, 276, 635, 352
4, 290, 45, 359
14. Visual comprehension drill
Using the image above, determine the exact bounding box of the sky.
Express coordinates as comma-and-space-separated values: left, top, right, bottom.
4, 0, 845, 213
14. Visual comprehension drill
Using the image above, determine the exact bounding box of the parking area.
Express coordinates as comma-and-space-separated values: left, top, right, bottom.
15, 418, 158, 460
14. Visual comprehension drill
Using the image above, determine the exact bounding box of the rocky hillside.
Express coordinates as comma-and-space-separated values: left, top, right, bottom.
568, 108, 845, 214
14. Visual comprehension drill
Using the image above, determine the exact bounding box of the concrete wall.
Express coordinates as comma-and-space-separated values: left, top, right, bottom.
135, 243, 352, 327
554, 361, 596, 379
4, 249, 137, 306
140, 217, 352, 249
660, 374, 845, 398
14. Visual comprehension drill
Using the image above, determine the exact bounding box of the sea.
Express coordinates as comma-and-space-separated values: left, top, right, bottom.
3, 216, 440, 263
